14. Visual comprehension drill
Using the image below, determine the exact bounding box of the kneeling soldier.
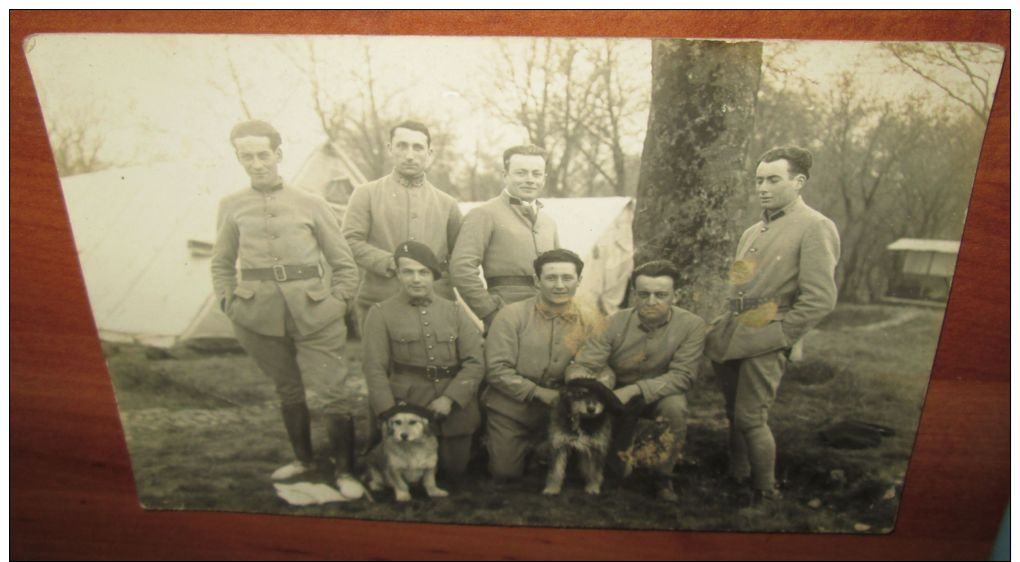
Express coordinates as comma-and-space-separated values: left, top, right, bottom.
361, 241, 484, 478
566, 260, 706, 501
483, 249, 604, 480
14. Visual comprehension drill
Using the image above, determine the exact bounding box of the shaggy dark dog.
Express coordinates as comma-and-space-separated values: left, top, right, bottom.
542, 379, 623, 496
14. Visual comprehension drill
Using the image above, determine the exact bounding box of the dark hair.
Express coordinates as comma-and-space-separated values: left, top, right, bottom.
230, 120, 282, 150
503, 144, 548, 171
390, 120, 432, 147
630, 260, 680, 290
757, 146, 813, 179
533, 249, 585, 277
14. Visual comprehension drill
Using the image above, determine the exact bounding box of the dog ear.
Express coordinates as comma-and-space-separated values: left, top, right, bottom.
383, 418, 396, 438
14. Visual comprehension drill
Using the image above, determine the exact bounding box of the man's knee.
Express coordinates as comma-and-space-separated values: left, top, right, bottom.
653, 394, 689, 427
734, 405, 769, 433
277, 384, 307, 407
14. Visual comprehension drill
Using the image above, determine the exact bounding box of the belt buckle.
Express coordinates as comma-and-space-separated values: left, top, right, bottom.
272, 264, 288, 282
424, 365, 439, 381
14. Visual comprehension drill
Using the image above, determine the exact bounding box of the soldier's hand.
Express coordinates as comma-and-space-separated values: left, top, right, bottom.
614, 385, 642, 405
533, 388, 560, 407
427, 396, 454, 418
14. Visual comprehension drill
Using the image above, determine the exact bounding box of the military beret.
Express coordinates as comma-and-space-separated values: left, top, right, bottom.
394, 240, 443, 280
378, 401, 436, 422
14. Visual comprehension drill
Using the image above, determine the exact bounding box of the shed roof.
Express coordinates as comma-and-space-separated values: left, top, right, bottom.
886, 238, 960, 254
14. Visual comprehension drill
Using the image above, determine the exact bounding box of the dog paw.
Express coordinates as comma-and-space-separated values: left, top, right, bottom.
426, 487, 449, 498
542, 486, 561, 496
395, 491, 413, 502
585, 484, 602, 495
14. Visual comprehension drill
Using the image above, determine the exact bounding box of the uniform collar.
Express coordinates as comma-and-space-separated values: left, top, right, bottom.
637, 307, 672, 333
534, 298, 579, 322
252, 179, 284, 193
392, 172, 426, 189
400, 291, 434, 307
763, 196, 803, 223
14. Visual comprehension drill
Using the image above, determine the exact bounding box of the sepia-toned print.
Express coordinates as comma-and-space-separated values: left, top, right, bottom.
24, 34, 1003, 533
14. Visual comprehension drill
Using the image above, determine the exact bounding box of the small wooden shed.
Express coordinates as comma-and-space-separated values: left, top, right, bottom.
885, 238, 961, 303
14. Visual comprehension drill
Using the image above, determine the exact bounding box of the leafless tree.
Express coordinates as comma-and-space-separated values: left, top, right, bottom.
883, 42, 1002, 122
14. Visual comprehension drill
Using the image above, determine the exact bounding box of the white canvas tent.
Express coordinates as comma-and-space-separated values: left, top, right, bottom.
60, 158, 635, 347
60, 161, 243, 347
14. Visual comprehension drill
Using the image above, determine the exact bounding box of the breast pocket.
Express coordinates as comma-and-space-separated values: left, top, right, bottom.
435, 330, 459, 364
389, 329, 423, 363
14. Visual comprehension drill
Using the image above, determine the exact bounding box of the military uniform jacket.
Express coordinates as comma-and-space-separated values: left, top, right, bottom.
361, 293, 484, 436
567, 307, 706, 403
705, 197, 841, 362
450, 191, 559, 320
210, 183, 359, 337
341, 173, 462, 305
484, 296, 603, 422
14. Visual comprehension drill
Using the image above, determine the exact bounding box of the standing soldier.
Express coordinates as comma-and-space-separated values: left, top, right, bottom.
566, 260, 706, 502
211, 120, 363, 496
342, 120, 463, 331
483, 249, 604, 481
705, 146, 840, 506
361, 241, 485, 479
450, 144, 559, 332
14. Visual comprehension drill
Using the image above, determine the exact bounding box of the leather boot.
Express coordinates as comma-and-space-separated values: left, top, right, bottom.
326, 413, 366, 499
273, 402, 314, 480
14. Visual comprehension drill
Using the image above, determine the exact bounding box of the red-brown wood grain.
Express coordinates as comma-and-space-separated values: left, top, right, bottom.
11, 10, 1010, 560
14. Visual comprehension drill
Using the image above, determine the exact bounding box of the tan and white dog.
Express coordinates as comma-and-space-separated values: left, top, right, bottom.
365, 403, 448, 502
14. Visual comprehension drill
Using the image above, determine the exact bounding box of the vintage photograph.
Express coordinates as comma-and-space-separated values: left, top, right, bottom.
23, 33, 1003, 533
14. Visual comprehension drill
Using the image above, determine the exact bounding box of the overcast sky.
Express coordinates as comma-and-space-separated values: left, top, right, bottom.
25, 34, 1002, 182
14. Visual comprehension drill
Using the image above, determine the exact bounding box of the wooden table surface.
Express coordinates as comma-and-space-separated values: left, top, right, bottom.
11, 10, 1010, 560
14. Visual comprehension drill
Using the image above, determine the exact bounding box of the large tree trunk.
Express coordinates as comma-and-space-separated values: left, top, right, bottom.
633, 39, 763, 316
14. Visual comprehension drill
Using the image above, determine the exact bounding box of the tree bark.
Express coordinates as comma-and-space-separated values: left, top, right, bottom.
633, 39, 763, 315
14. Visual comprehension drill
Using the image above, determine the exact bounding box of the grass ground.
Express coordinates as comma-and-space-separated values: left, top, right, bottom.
106, 303, 944, 533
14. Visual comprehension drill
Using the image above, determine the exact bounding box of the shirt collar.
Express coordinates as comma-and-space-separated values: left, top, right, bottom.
503, 189, 541, 209
763, 196, 803, 223
252, 179, 284, 193
392, 172, 426, 189
535, 299, 579, 322
637, 308, 672, 333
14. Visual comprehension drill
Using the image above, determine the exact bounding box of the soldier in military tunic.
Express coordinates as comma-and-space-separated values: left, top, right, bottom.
361, 241, 485, 478
483, 249, 604, 480
705, 146, 841, 506
566, 260, 706, 502
450, 144, 559, 332
211, 120, 362, 494
342, 121, 463, 332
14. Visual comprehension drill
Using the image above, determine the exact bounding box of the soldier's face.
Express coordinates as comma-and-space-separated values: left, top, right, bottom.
535, 262, 580, 306
755, 159, 804, 211
504, 154, 547, 202
233, 135, 282, 189
396, 257, 435, 298
633, 275, 678, 323
388, 127, 433, 178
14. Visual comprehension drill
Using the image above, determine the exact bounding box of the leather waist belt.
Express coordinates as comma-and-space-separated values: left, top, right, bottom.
241, 264, 321, 282
728, 294, 796, 314
392, 362, 461, 382
486, 275, 535, 288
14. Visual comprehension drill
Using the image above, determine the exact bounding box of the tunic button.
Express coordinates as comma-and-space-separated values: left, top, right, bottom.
737, 291, 744, 296
424, 321, 430, 326
761, 226, 769, 232
428, 357, 435, 361
749, 248, 758, 254
274, 257, 280, 262
421, 310, 427, 315
427, 345, 434, 350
